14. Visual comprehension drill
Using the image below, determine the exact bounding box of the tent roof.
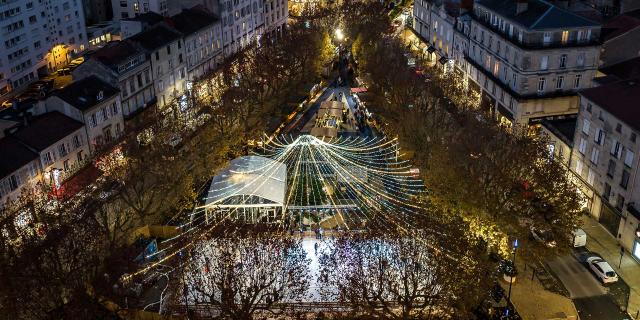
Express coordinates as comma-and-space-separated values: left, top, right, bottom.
204, 156, 287, 207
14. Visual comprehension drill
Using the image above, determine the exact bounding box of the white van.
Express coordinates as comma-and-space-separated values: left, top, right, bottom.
572, 229, 587, 247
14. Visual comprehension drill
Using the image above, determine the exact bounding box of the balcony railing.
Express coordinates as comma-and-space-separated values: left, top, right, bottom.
471, 15, 600, 51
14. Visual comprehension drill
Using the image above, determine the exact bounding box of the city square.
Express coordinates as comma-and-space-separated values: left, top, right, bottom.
1, 0, 640, 319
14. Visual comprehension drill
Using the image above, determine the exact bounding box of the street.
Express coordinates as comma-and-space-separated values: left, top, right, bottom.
547, 254, 630, 319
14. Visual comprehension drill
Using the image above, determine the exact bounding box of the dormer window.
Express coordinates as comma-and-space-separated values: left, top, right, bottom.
97, 90, 103, 100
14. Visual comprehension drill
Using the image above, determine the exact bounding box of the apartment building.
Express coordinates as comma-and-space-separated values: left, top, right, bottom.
414, 0, 602, 127
112, 0, 207, 20
128, 23, 187, 109
73, 40, 155, 117
466, 0, 601, 127
0, 0, 87, 99
46, 75, 124, 152
170, 7, 223, 81
213, 0, 267, 57
120, 11, 164, 39
413, 0, 472, 71
572, 79, 640, 256
263, 0, 288, 37
0, 136, 40, 207
10, 111, 89, 188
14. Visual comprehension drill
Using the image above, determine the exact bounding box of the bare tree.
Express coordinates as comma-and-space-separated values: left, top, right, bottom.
171, 232, 311, 319
318, 214, 491, 319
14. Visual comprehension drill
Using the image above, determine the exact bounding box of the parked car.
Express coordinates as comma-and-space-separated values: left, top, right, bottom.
586, 256, 618, 284
530, 226, 556, 247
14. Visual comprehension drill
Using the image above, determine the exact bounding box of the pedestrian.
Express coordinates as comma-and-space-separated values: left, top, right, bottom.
314, 242, 319, 254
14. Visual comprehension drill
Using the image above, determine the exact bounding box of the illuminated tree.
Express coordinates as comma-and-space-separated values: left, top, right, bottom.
173, 232, 310, 319
318, 213, 492, 319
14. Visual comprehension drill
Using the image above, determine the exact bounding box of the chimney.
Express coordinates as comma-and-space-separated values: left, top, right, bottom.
516, 0, 529, 14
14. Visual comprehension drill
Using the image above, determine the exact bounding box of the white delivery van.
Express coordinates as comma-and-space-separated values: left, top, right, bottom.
572, 229, 587, 247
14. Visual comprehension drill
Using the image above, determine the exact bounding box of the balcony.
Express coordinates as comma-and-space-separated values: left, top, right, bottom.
471, 15, 600, 51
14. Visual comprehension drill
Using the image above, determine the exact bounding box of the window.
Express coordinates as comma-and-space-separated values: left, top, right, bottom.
72, 135, 81, 148
616, 123, 622, 133
538, 77, 545, 92
577, 53, 585, 67
576, 159, 584, 175
43, 152, 53, 165
77, 150, 83, 163
621, 170, 630, 189
137, 74, 142, 87
611, 140, 622, 158
63, 159, 70, 171
625, 150, 634, 167
155, 51, 159, 60
91, 114, 97, 127
556, 76, 564, 89
58, 143, 68, 157
561, 30, 569, 44
111, 102, 118, 115
540, 56, 548, 70
607, 159, 616, 177
582, 119, 590, 135
587, 168, 595, 185
586, 103, 592, 112
560, 54, 567, 68
579, 138, 587, 154
595, 128, 604, 145
603, 182, 611, 200
590, 147, 599, 164
632, 133, 637, 143
574, 74, 581, 88
616, 195, 625, 211
543, 32, 552, 44
166, 45, 171, 55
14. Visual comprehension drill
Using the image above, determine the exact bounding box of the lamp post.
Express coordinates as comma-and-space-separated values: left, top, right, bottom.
506, 238, 519, 316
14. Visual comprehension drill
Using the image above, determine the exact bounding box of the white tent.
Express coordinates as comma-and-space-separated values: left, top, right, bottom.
201, 156, 287, 223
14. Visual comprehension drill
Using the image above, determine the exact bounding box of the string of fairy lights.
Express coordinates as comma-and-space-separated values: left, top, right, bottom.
128, 134, 429, 280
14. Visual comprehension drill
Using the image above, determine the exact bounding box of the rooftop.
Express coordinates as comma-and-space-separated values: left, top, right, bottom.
129, 23, 182, 51
0, 136, 39, 180
599, 56, 640, 80
541, 117, 577, 147
122, 11, 165, 25
170, 6, 219, 36
204, 156, 287, 207
11, 111, 84, 152
476, 0, 599, 30
600, 9, 640, 41
579, 78, 640, 132
89, 40, 144, 69
53, 76, 119, 111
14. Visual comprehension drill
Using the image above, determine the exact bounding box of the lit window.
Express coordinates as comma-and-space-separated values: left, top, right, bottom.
561, 30, 569, 44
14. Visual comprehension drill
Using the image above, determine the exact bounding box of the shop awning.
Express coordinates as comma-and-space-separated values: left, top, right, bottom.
427, 46, 436, 53
351, 87, 368, 93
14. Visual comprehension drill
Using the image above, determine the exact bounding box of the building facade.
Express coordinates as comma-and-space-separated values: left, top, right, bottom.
0, 137, 40, 207
73, 40, 155, 117
571, 79, 640, 256
0, 0, 88, 99
128, 24, 187, 109
46, 76, 124, 152
170, 7, 223, 81
10, 111, 90, 188
414, 0, 602, 127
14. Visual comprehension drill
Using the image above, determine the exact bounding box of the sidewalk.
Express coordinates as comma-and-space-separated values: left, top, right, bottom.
582, 215, 640, 318
501, 260, 578, 320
